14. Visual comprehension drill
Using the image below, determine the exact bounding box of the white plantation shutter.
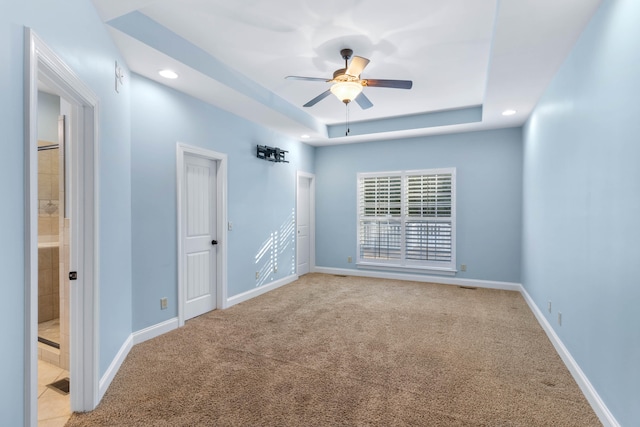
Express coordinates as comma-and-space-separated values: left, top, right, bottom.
359, 176, 402, 260
361, 176, 402, 217
405, 173, 453, 263
357, 169, 456, 271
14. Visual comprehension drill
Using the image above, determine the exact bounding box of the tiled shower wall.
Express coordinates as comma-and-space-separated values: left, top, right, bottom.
38, 246, 59, 322
60, 217, 70, 370
37, 140, 70, 369
38, 141, 60, 323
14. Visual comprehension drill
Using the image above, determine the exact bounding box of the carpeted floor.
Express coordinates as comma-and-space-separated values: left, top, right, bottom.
66, 273, 601, 426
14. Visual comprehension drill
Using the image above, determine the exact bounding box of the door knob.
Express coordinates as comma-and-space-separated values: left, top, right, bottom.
211, 240, 218, 245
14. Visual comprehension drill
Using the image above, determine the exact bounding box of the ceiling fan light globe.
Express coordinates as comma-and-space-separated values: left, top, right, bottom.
330, 81, 363, 104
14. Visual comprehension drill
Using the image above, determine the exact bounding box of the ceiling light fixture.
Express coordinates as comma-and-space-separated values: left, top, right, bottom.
502, 109, 517, 116
330, 81, 364, 137
158, 69, 178, 79
330, 81, 363, 104
301, 134, 310, 139
287, 48, 413, 136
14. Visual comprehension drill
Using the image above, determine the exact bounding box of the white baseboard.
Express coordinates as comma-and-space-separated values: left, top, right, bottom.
96, 271, 619, 427
97, 275, 298, 405
225, 274, 298, 308
98, 317, 179, 402
316, 266, 619, 426
97, 274, 297, 404
98, 334, 133, 402
519, 286, 620, 427
132, 317, 179, 345
313, 266, 521, 291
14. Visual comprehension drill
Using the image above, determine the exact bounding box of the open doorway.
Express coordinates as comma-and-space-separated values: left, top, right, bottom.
35, 88, 72, 424
25, 29, 98, 426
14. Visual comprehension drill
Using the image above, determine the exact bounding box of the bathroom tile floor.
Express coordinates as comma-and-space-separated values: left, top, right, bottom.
38, 319, 62, 366
39, 318, 60, 344
38, 359, 71, 427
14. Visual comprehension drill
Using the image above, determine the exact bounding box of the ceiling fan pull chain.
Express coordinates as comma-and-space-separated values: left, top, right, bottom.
346, 103, 350, 136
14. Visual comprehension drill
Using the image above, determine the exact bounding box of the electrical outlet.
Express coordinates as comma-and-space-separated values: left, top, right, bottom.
160, 297, 168, 310
558, 312, 562, 326
548, 301, 552, 313
228, 221, 233, 231
255, 271, 260, 280
460, 264, 467, 272
347, 256, 352, 263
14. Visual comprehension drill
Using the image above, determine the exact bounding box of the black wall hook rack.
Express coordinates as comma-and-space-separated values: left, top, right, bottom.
256, 145, 289, 163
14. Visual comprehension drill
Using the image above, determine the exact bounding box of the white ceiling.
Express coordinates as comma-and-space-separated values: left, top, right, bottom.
92, 0, 601, 145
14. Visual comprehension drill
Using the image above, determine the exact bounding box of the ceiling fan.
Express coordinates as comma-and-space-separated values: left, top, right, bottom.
286, 48, 413, 110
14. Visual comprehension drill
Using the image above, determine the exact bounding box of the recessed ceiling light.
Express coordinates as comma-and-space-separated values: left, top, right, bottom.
502, 109, 517, 116
301, 134, 310, 139
158, 69, 178, 79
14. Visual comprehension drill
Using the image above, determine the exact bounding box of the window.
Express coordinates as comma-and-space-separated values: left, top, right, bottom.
357, 168, 456, 273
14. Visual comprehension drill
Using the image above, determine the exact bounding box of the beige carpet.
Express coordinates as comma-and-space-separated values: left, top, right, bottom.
66, 274, 600, 426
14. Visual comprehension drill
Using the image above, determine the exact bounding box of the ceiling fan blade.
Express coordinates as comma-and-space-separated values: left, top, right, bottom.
355, 93, 373, 110
345, 56, 370, 77
363, 79, 413, 89
285, 76, 329, 82
303, 89, 332, 107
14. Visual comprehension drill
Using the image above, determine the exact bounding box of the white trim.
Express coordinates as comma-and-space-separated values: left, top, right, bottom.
314, 267, 521, 291
97, 317, 179, 403
102, 278, 322, 401
226, 274, 298, 308
95, 274, 296, 401
132, 317, 179, 345
25, 28, 100, 424
24, 28, 39, 427
176, 143, 228, 327
356, 262, 457, 276
310, 266, 618, 426
98, 335, 133, 402
296, 171, 316, 275
519, 286, 620, 427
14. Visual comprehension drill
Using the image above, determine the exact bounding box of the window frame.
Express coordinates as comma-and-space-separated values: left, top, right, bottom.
356, 168, 457, 275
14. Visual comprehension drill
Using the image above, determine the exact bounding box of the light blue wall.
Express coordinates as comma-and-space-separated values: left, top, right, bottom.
3, 0, 636, 424
0, 1, 133, 423
522, 0, 640, 425
130, 74, 314, 331
37, 91, 59, 143
315, 128, 523, 283
0, 10, 27, 425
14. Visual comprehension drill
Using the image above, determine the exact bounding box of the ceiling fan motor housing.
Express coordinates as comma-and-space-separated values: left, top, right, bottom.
334, 69, 359, 81
333, 68, 347, 80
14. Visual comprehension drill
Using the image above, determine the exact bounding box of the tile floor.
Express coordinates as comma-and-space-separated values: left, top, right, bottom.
38, 319, 62, 369
38, 359, 71, 427
39, 319, 60, 344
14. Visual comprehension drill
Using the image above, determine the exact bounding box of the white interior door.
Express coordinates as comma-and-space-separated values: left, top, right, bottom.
297, 175, 311, 275
183, 154, 217, 320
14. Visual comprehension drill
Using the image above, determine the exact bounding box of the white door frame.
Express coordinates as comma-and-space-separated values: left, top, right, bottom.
24, 28, 99, 424
176, 143, 228, 326
296, 171, 316, 275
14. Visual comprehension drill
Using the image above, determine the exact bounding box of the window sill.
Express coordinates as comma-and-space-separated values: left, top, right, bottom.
356, 262, 457, 277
